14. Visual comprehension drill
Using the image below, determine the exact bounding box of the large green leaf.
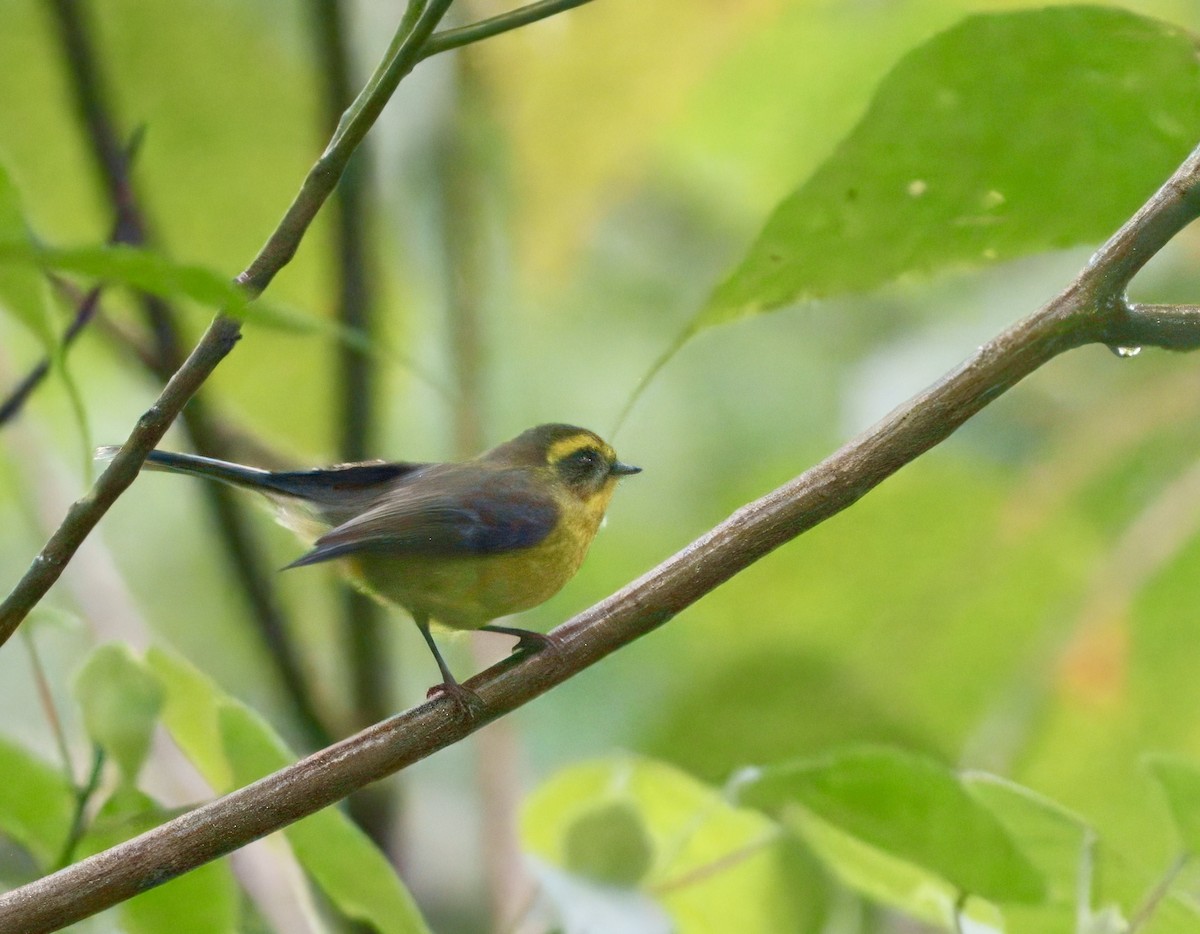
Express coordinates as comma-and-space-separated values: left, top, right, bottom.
0, 242, 281, 327
0, 736, 73, 869
72, 643, 163, 784
699, 6, 1200, 328
740, 746, 1045, 904
521, 756, 829, 934
146, 647, 429, 934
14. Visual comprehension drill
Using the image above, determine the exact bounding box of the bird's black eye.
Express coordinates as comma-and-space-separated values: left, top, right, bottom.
557, 446, 607, 487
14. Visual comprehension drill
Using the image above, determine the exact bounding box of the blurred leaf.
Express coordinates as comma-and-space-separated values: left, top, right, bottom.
147, 647, 429, 934
564, 800, 653, 888
740, 746, 1045, 903
146, 645, 233, 790
79, 785, 238, 934
218, 704, 429, 934
699, 6, 1200, 328
1146, 754, 1200, 854
471, 0, 783, 283
0, 162, 52, 344
0, 736, 73, 869
641, 650, 933, 783
0, 161, 90, 464
0, 242, 286, 326
786, 806, 989, 930
964, 775, 1090, 908
522, 756, 828, 933
72, 643, 163, 784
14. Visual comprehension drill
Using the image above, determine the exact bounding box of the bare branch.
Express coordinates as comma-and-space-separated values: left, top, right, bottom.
4, 136, 1200, 934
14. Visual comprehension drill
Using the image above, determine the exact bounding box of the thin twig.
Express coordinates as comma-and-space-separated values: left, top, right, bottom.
0, 0, 457, 649
46, 0, 333, 750
420, 0, 597, 60
0, 286, 102, 427
53, 746, 105, 872
1115, 302, 1200, 351
952, 891, 968, 934
19, 629, 74, 781
1128, 851, 1190, 932
5, 136, 1200, 934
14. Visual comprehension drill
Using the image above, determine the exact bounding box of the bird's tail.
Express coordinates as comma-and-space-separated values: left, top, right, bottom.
95, 446, 281, 493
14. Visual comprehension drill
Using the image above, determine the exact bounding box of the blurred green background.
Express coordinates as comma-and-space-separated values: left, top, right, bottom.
3, 0, 1200, 931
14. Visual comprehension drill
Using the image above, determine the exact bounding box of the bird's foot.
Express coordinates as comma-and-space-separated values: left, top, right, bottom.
426, 680, 485, 719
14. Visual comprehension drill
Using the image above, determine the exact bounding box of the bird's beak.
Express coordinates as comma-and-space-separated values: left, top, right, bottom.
610, 461, 642, 477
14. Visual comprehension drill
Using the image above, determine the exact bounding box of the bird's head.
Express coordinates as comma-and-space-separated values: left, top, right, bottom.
489, 424, 641, 500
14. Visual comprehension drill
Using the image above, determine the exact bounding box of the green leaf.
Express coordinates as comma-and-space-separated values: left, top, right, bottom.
699, 6, 1200, 328
0, 162, 52, 344
72, 643, 164, 784
964, 775, 1091, 909
564, 800, 653, 888
146, 647, 429, 934
787, 807, 999, 930
522, 756, 829, 933
79, 785, 238, 934
1146, 754, 1200, 854
0, 242, 262, 323
0, 736, 74, 868
0, 241, 403, 371
740, 746, 1045, 904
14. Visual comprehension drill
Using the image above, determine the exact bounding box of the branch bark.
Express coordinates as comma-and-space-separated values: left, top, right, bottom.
3, 131, 1199, 934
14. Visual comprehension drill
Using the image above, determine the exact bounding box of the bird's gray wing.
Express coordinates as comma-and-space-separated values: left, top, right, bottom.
284, 470, 559, 568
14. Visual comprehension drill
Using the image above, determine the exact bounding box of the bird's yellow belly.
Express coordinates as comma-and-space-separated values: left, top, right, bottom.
349, 522, 593, 630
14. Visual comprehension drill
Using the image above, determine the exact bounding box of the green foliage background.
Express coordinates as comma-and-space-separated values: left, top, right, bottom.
3, 0, 1200, 931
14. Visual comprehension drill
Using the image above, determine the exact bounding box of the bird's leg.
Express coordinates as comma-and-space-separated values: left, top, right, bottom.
415, 614, 483, 714
479, 623, 562, 657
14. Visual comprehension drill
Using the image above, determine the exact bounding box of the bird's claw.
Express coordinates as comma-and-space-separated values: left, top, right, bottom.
426, 680, 485, 719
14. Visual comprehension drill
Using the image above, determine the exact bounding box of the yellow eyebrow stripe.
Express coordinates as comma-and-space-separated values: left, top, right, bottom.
546, 433, 609, 464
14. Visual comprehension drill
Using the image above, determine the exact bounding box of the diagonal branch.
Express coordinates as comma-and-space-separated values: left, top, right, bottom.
4, 134, 1200, 934
0, 0, 457, 650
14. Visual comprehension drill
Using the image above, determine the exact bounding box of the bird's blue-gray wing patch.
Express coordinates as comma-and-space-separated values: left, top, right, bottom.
285, 478, 558, 569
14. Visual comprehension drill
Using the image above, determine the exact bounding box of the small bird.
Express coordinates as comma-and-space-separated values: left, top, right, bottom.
102, 424, 639, 702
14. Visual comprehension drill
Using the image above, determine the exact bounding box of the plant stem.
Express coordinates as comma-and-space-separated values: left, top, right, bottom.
53, 746, 105, 871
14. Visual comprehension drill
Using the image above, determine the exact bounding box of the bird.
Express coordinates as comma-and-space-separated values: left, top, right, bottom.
100, 424, 640, 704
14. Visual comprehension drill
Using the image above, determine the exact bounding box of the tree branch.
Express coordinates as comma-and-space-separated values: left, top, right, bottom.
4, 134, 1200, 934
420, 0, 597, 60
0, 0, 457, 649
